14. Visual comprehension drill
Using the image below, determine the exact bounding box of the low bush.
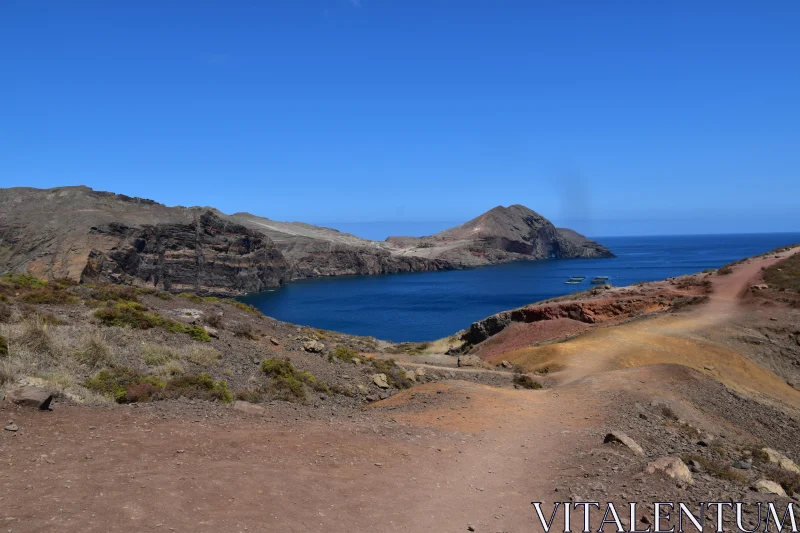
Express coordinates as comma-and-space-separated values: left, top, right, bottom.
17, 319, 55, 354
765, 466, 800, 495
0, 334, 7, 357
162, 373, 232, 403
21, 287, 80, 305
84, 367, 161, 403
681, 453, 746, 483
84, 367, 231, 403
88, 285, 140, 303
513, 374, 542, 389
235, 387, 267, 403
0, 303, 11, 323
261, 357, 327, 401
717, 266, 733, 276
329, 346, 359, 363
94, 302, 211, 341
0, 273, 48, 289
230, 322, 257, 340
368, 358, 413, 389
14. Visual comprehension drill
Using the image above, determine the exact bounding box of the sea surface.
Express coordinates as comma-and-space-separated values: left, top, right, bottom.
240, 233, 800, 342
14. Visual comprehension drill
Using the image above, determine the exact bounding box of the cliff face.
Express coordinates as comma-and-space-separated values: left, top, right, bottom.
0, 187, 614, 295
0, 187, 288, 295
81, 212, 288, 295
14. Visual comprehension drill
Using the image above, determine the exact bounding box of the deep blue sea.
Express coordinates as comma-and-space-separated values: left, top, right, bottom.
240, 233, 800, 342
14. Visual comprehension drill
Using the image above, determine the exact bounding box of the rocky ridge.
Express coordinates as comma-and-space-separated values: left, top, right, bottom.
0, 186, 613, 294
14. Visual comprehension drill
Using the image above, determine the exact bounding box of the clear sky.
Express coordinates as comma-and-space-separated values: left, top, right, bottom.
2, 1, 799, 238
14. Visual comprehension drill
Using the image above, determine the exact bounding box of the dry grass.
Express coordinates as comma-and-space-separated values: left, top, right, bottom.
72, 331, 113, 368
141, 343, 178, 366
183, 345, 222, 366
762, 253, 800, 292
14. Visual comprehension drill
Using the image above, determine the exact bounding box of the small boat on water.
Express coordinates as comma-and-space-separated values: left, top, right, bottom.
565, 280, 582, 284
590, 276, 610, 284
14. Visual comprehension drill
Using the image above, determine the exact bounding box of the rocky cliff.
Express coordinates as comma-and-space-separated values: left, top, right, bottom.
81, 212, 288, 294
0, 187, 613, 294
0, 187, 288, 295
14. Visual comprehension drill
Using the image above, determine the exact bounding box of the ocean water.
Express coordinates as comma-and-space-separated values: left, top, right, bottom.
240, 233, 800, 342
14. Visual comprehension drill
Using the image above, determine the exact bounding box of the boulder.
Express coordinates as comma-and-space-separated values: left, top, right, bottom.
6, 386, 53, 410
415, 368, 426, 378
203, 326, 219, 339
302, 340, 325, 353
604, 431, 644, 456
750, 284, 769, 291
269, 337, 280, 346
647, 457, 693, 484
4, 423, 19, 432
755, 479, 787, 497
372, 373, 390, 389
762, 448, 800, 473
501, 360, 513, 369
232, 401, 266, 416
458, 354, 481, 368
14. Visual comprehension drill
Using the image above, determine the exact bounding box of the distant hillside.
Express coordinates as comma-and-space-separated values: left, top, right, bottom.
0, 187, 613, 294
386, 204, 613, 266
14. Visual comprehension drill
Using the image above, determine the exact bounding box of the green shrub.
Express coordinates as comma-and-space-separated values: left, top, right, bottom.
162, 373, 232, 403
329, 346, 359, 363
717, 266, 733, 276
0, 334, 8, 357
260, 357, 326, 401
0, 273, 47, 289
84, 367, 161, 403
21, 288, 80, 305
94, 302, 211, 341
368, 357, 413, 389
89, 285, 140, 303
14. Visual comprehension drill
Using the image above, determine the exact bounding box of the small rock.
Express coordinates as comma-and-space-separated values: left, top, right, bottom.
366, 394, 379, 402
754, 479, 787, 497
6, 386, 53, 410
269, 337, 280, 346
458, 355, 481, 368
467, 526, 475, 532
203, 326, 219, 338
733, 460, 752, 470
372, 373, 390, 389
501, 360, 513, 369
604, 431, 644, 456
4, 423, 18, 432
646, 457, 693, 484
415, 368, 426, 378
302, 340, 325, 353
762, 448, 800, 473
704, 365, 715, 371
233, 401, 266, 416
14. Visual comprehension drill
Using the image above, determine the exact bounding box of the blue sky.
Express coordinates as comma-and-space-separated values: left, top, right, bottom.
2, 1, 799, 239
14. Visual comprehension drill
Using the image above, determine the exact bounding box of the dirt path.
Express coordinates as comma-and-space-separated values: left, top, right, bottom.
1, 380, 605, 533
498, 247, 800, 408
